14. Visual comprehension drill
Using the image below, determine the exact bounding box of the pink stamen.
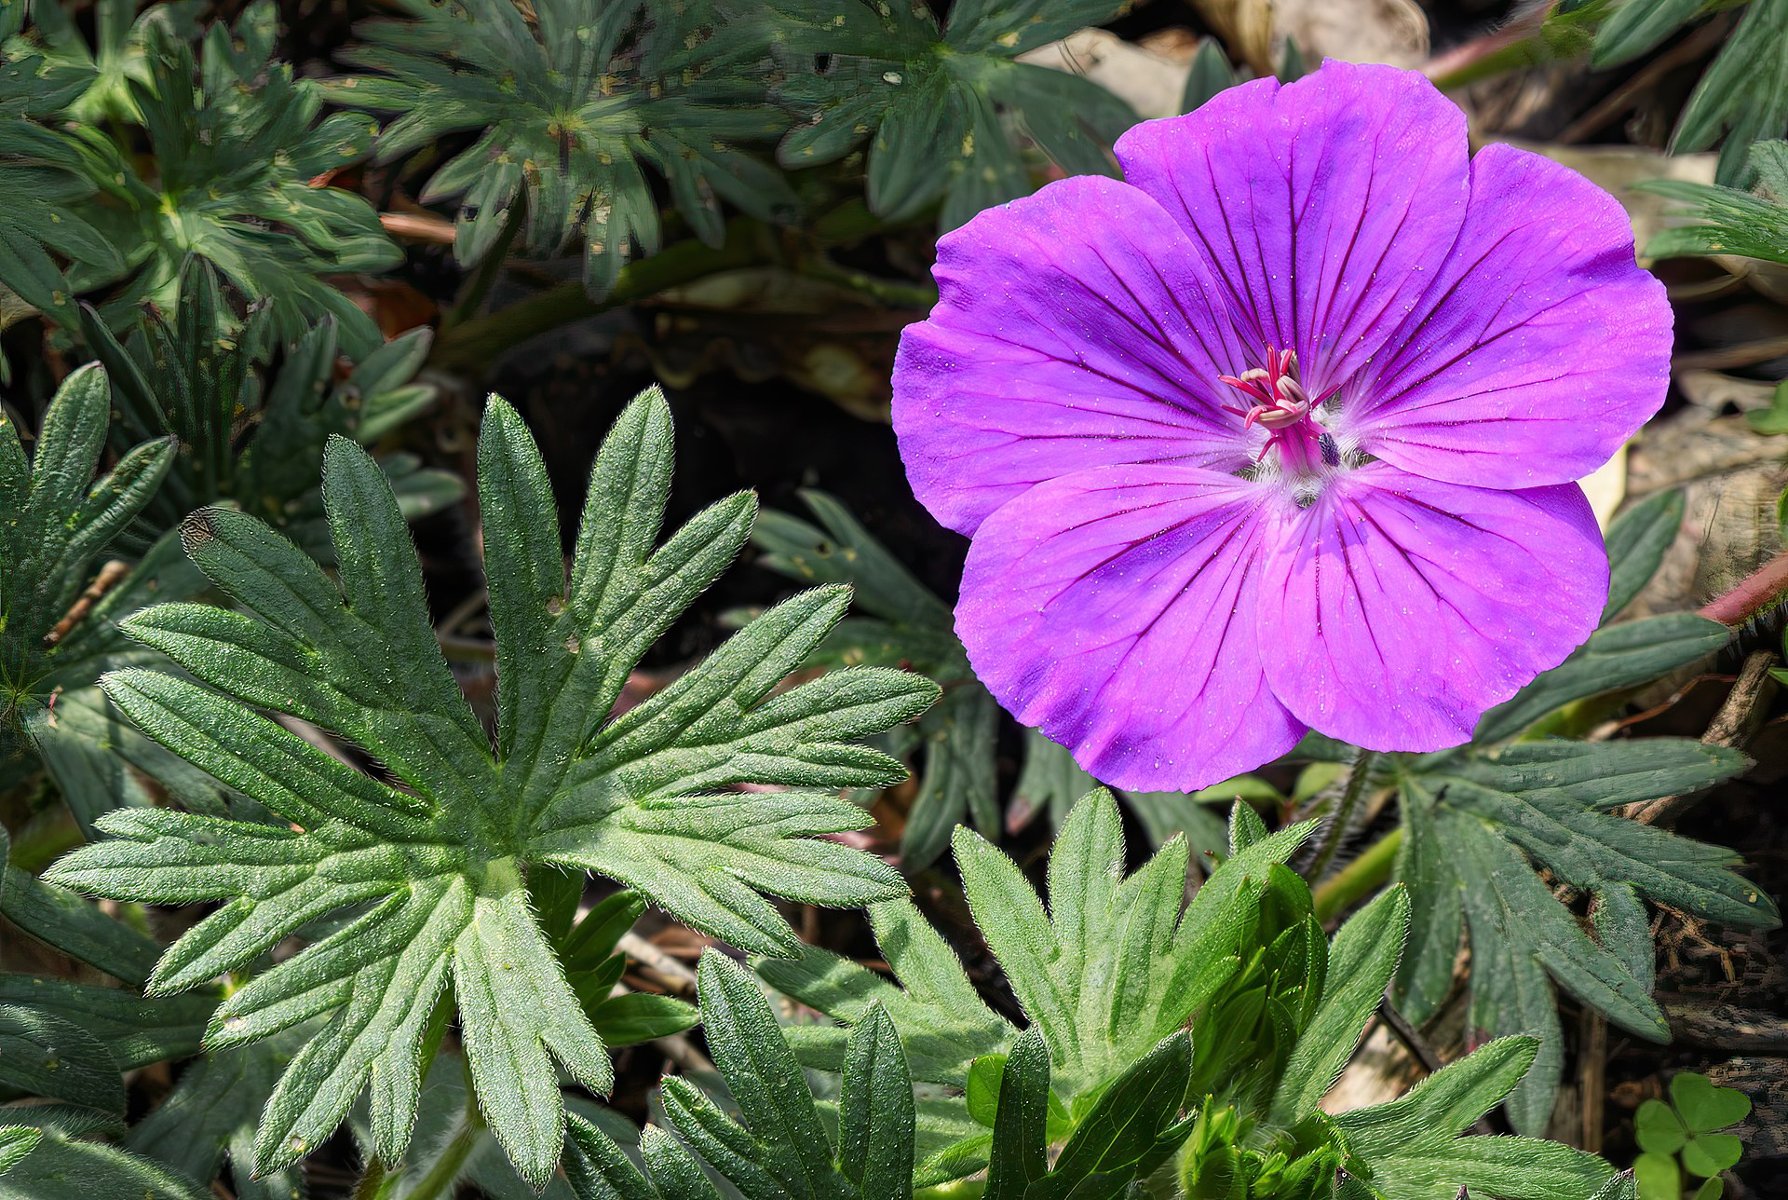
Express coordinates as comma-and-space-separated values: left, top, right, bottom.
1217, 345, 1330, 475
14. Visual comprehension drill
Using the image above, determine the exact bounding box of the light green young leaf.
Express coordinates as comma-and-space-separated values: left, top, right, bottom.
1269, 886, 1410, 1126
0, 1126, 40, 1177
46, 388, 935, 1186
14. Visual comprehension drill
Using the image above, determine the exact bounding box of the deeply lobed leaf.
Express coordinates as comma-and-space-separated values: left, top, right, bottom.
47, 386, 935, 1185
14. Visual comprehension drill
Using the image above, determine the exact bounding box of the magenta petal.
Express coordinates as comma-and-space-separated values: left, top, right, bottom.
1257, 464, 1606, 751
1114, 62, 1469, 393
1334, 144, 1672, 488
892, 175, 1257, 537
957, 465, 1306, 791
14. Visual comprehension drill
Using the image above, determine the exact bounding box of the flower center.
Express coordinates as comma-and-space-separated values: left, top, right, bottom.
1218, 347, 1340, 478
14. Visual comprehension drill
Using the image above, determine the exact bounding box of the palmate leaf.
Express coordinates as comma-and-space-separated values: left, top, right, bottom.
78, 257, 458, 553
758, 791, 1319, 1181
35, 1, 399, 354
329, 0, 797, 300
0, 39, 125, 330
8, 0, 204, 124
564, 951, 915, 1200
769, 0, 1138, 229
0, 364, 174, 763
46, 386, 936, 1187
1393, 739, 1778, 1134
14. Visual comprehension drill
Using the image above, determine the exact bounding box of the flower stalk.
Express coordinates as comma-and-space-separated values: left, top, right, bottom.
1306, 748, 1378, 885
1699, 547, 1788, 626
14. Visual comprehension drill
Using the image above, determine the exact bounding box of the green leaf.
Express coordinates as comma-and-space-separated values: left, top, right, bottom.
0, 1003, 124, 1112
1336, 1036, 1614, 1200
1593, 0, 1706, 68
1636, 1153, 1682, 1200
0, 862, 162, 985
45, 388, 934, 1184
1473, 614, 1729, 743
10, 3, 398, 353
332, 0, 794, 299
1, 365, 174, 758
838, 1005, 917, 1200
126, 1036, 304, 1200
644, 951, 917, 1200
983, 1026, 1193, 1200
1671, 1071, 1752, 1133
79, 260, 454, 551
753, 491, 990, 868
1182, 37, 1238, 113
0, 974, 210, 1069
0, 1119, 211, 1200
772, 0, 1135, 228
1604, 490, 1686, 620
984, 1026, 1049, 1200
1671, 0, 1788, 182
0, 1126, 40, 1177
762, 794, 1315, 1184
1393, 786, 1463, 1024
1644, 140, 1788, 263
1638, 1098, 1691, 1155
1680, 1133, 1743, 1177
1269, 886, 1409, 1126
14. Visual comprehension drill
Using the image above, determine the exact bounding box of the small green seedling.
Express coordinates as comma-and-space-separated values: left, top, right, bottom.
1634, 1071, 1751, 1200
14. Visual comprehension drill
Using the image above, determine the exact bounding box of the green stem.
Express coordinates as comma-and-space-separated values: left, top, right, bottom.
432, 219, 766, 371
402, 1074, 486, 1200
797, 257, 938, 308
442, 200, 527, 333
1312, 827, 1402, 924
1305, 748, 1377, 885
432, 202, 898, 372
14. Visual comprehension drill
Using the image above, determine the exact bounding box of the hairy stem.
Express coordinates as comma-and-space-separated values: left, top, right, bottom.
1305, 747, 1377, 885
401, 1064, 487, 1200
1311, 827, 1401, 923
1700, 547, 1788, 626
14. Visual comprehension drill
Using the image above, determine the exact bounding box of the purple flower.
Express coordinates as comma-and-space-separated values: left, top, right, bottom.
892, 61, 1671, 791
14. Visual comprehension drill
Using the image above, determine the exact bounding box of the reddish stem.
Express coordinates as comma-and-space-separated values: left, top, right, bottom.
1700, 548, 1788, 626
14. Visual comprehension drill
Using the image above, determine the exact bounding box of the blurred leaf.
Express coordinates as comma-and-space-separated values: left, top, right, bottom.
1672, 0, 1788, 181
332, 0, 795, 300
771, 0, 1136, 228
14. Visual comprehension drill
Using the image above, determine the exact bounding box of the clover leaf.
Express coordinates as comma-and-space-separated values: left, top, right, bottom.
1636, 1071, 1752, 1200
46, 385, 937, 1187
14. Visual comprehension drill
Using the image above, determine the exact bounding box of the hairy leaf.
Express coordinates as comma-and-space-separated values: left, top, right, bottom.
47, 387, 934, 1185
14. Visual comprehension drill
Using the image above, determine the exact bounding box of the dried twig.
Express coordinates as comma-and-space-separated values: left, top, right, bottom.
1623, 650, 1778, 827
